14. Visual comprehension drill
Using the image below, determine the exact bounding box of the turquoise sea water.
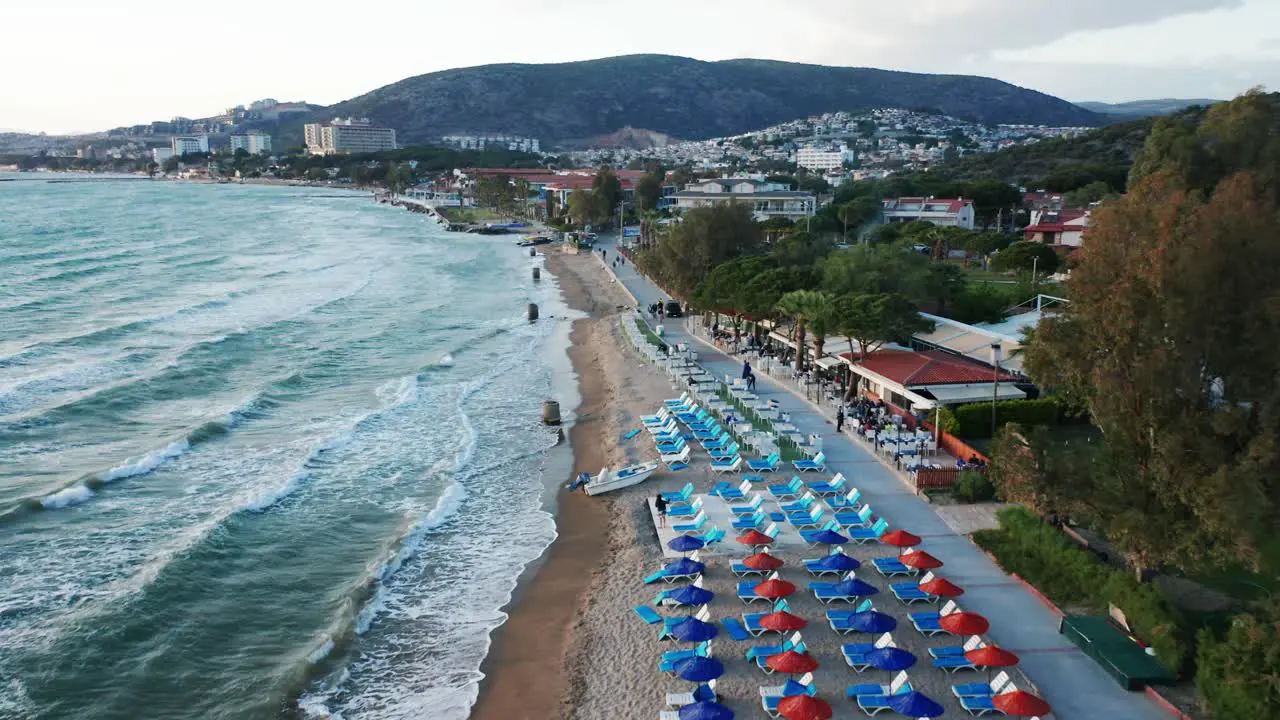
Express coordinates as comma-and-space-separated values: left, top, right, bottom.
0, 176, 571, 719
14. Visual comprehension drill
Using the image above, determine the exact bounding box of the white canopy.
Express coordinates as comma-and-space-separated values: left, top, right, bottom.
921, 383, 1028, 405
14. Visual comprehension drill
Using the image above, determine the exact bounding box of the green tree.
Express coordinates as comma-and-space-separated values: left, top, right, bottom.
635, 168, 665, 212
639, 203, 761, 299
592, 167, 623, 217
948, 284, 1012, 325
837, 196, 880, 240
991, 241, 1059, 274
1063, 180, 1116, 207
567, 188, 596, 226
775, 290, 833, 372
835, 293, 935, 397
924, 262, 967, 316
821, 243, 932, 302
162, 155, 180, 173
1195, 601, 1280, 719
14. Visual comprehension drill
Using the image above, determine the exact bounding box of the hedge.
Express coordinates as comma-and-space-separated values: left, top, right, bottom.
954, 470, 997, 503
952, 398, 1060, 439
973, 507, 1188, 673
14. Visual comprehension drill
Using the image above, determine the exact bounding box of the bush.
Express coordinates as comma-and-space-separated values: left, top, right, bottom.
954, 471, 997, 503
973, 507, 1188, 673
934, 406, 960, 435
952, 398, 1061, 439
1195, 604, 1280, 719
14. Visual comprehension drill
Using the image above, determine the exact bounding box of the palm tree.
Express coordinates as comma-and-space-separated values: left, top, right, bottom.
775, 290, 834, 373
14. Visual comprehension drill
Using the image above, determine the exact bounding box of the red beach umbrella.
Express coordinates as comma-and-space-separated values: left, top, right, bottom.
880, 529, 922, 551
743, 552, 785, 571
965, 646, 1020, 669
737, 529, 776, 547
778, 694, 833, 720
918, 577, 964, 597
993, 689, 1052, 717
900, 550, 944, 570
766, 649, 820, 674
939, 611, 990, 636
760, 610, 808, 633
754, 578, 798, 599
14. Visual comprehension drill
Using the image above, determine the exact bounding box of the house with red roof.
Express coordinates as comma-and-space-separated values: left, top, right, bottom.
881, 197, 975, 230
839, 349, 1025, 411
1024, 208, 1090, 247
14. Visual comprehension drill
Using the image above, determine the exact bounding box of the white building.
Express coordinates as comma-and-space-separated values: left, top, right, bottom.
229, 133, 273, 155
670, 178, 816, 222
152, 147, 174, 164
171, 135, 209, 156
795, 144, 851, 172
881, 197, 976, 230
304, 118, 397, 155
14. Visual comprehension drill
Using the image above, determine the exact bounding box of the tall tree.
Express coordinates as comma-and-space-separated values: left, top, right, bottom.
566, 189, 596, 226
775, 290, 832, 372
821, 243, 932, 302
635, 168, 665, 212
592, 167, 623, 217
836, 293, 934, 367
639, 203, 762, 299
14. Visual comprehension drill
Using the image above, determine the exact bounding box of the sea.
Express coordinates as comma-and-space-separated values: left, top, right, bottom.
0, 175, 578, 720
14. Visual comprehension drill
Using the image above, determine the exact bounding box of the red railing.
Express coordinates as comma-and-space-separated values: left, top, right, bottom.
914, 468, 963, 490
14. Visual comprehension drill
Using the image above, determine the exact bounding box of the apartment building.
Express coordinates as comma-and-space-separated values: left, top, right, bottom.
304, 118, 397, 155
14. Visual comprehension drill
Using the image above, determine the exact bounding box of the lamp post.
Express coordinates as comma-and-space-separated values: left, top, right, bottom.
990, 342, 1002, 438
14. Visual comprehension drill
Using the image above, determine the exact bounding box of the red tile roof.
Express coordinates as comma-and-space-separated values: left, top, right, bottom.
842, 350, 1019, 386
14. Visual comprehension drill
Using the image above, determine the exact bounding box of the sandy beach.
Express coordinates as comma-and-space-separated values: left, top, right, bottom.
475, 247, 993, 719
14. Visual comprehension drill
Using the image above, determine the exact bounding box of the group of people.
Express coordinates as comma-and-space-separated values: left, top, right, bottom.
647, 302, 666, 320
957, 455, 988, 470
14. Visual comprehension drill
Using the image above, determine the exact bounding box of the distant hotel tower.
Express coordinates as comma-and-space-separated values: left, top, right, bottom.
304, 118, 398, 155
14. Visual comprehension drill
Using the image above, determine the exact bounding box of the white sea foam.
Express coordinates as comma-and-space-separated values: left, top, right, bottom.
98, 439, 189, 483
307, 637, 337, 665
437, 353, 454, 367
41, 484, 95, 509
240, 471, 311, 513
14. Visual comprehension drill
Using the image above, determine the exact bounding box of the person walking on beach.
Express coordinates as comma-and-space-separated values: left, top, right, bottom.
655, 493, 668, 527
747, 371, 757, 392
836, 406, 845, 433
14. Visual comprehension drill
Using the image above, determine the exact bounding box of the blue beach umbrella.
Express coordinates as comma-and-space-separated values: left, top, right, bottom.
814, 552, 861, 572
888, 691, 945, 718
808, 529, 849, 546
670, 616, 720, 643
865, 647, 918, 672
845, 610, 898, 634
668, 584, 716, 607
664, 558, 707, 576
679, 700, 735, 720
674, 656, 726, 683
833, 578, 879, 597
669, 535, 706, 554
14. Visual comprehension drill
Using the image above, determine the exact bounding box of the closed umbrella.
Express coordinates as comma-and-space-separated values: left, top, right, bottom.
736, 529, 776, 549
939, 611, 990, 636
664, 557, 707, 576
674, 657, 726, 683
743, 552, 785, 571
841, 610, 897, 634
668, 584, 715, 607
679, 700, 735, 720
918, 577, 964, 598
760, 610, 808, 633
900, 550, 943, 570
669, 535, 706, 554
777, 694, 833, 720
832, 577, 879, 597
993, 690, 1052, 717
767, 650, 821, 675
754, 578, 798, 599
887, 691, 945, 718
669, 616, 720, 643
880, 529, 922, 552
808, 529, 849, 546
813, 552, 861, 572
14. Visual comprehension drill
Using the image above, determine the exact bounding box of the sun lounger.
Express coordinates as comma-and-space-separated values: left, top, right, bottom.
871, 555, 915, 577
828, 487, 863, 510
767, 476, 804, 499
676, 408, 709, 425
633, 605, 663, 624
779, 491, 816, 514
958, 695, 999, 716
803, 550, 854, 577
732, 510, 767, 532
909, 600, 959, 635
646, 551, 705, 585
694, 425, 724, 442
852, 671, 914, 714
952, 671, 1011, 699
787, 505, 827, 530
799, 520, 843, 547
792, 451, 826, 472
672, 511, 708, 534
808, 572, 866, 605
746, 631, 801, 661
755, 640, 807, 673
742, 600, 792, 636
834, 505, 874, 529
929, 635, 984, 660
890, 571, 940, 604
661, 445, 692, 465
805, 473, 846, 496
664, 392, 692, 409
708, 442, 740, 459
721, 617, 751, 641
710, 455, 742, 473
690, 527, 726, 546
847, 517, 889, 545
760, 672, 816, 717
654, 575, 708, 607
842, 633, 896, 671
702, 431, 732, 449
729, 493, 765, 516
712, 479, 752, 500
656, 440, 686, 457
642, 408, 672, 426
666, 678, 717, 709
667, 498, 704, 519
737, 569, 781, 603
746, 452, 782, 472
661, 483, 695, 504
848, 670, 911, 700
658, 640, 713, 674
659, 606, 712, 640
647, 420, 679, 437
824, 601, 881, 634
731, 549, 777, 577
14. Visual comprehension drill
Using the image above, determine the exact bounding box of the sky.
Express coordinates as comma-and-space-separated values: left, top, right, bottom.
2, 0, 1278, 134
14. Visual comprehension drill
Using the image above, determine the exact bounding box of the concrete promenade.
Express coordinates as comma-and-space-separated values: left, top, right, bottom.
597, 236, 1166, 720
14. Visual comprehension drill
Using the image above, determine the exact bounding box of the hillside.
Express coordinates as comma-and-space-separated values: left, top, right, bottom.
324, 54, 1105, 147
1076, 98, 1222, 117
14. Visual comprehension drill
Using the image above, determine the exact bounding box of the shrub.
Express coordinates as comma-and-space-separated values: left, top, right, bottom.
934, 406, 960, 435
952, 398, 1061, 439
973, 507, 1188, 673
954, 471, 997, 503
1195, 604, 1280, 719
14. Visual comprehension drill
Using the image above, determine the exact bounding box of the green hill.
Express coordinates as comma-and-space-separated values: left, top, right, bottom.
1076, 98, 1223, 118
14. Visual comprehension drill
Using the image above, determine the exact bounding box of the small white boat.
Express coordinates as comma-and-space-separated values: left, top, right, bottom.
579, 461, 661, 496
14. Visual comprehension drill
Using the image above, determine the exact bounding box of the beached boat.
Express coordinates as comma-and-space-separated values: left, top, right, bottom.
577, 461, 661, 496
516, 235, 552, 247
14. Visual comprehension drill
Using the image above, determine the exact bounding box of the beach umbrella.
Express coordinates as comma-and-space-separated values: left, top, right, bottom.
918, 577, 964, 598
667, 584, 716, 607
753, 577, 798, 599
993, 690, 1052, 717
664, 557, 707, 576
880, 529, 922, 552
766, 650, 821, 675
760, 610, 808, 633
669, 535, 706, 554
900, 550, 943, 570
674, 656, 726, 683
777, 694, 833, 720
965, 646, 1020, 669
736, 529, 776, 548
887, 691, 945, 718
865, 647, 917, 673
832, 577, 879, 597
813, 552, 861, 572
842, 610, 898, 634
670, 616, 720, 643
939, 611, 990, 636
678, 700, 735, 720
807, 529, 849, 546
743, 551, 785, 571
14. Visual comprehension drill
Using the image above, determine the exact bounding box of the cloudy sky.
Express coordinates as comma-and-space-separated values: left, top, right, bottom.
3, 0, 1277, 134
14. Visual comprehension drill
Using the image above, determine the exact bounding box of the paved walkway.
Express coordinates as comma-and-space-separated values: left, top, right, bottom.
598, 237, 1166, 720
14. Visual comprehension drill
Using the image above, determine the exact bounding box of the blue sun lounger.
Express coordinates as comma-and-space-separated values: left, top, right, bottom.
729, 493, 765, 516
672, 511, 708, 534
656, 438, 686, 455
792, 451, 826, 472
803, 550, 857, 577
835, 504, 874, 528
745, 631, 802, 662
754, 640, 807, 673
847, 517, 889, 545
828, 487, 863, 510
742, 599, 791, 635
841, 632, 896, 671
760, 672, 816, 717
768, 476, 803, 499
732, 510, 767, 532
952, 671, 1012, 699
824, 601, 880, 634
910, 600, 960, 635
779, 492, 816, 514
702, 431, 732, 449
712, 478, 752, 500
694, 425, 724, 442
737, 569, 782, 604
872, 554, 915, 577
709, 442, 740, 460
805, 473, 846, 495
851, 671, 914, 714
659, 606, 712, 640
664, 392, 693, 408
689, 527, 726, 546
746, 453, 782, 472
659, 640, 713, 674
799, 520, 843, 547
710, 455, 742, 473
787, 505, 827, 530
667, 497, 704, 518
661, 483, 694, 504
633, 605, 663, 624
890, 571, 940, 604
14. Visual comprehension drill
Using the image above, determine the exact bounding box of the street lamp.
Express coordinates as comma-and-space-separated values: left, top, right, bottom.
990, 342, 1003, 438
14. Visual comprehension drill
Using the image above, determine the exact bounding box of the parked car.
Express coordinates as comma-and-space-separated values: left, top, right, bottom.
664, 301, 683, 318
